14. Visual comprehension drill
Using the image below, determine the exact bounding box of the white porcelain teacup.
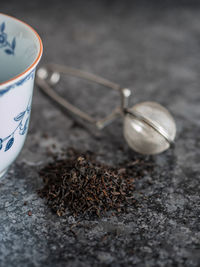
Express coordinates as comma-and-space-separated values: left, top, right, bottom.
0, 13, 43, 178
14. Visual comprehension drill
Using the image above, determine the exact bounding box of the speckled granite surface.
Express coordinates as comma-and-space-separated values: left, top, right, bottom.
0, 1, 200, 266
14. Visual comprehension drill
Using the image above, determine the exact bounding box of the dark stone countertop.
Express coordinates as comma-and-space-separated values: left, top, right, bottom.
1, 1, 200, 266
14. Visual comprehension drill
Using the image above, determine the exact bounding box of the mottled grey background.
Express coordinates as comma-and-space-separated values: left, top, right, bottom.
0, 1, 200, 266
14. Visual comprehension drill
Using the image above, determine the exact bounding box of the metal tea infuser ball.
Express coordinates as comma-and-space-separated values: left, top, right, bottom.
36, 64, 176, 155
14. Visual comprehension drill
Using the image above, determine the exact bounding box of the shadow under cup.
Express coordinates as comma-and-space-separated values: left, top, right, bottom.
0, 13, 42, 178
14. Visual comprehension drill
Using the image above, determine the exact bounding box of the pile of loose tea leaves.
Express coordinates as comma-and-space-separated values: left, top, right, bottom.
38, 149, 153, 217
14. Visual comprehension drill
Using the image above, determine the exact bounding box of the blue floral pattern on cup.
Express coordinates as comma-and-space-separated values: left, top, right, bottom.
0, 22, 16, 55
0, 97, 31, 152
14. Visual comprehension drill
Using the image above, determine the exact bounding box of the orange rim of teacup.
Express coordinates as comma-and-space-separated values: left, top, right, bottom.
0, 13, 43, 87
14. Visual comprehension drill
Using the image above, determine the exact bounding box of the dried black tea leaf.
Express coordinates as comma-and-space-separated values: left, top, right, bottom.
38, 149, 153, 217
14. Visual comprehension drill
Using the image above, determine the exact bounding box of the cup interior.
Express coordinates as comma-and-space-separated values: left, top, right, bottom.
0, 14, 41, 84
